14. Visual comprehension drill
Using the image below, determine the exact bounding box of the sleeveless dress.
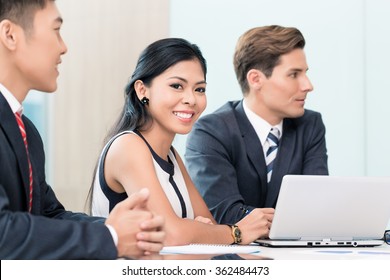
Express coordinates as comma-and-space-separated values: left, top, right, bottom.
91, 130, 194, 219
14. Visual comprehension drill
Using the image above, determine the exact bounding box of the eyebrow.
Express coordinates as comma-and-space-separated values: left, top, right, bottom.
289, 67, 309, 72
167, 76, 207, 85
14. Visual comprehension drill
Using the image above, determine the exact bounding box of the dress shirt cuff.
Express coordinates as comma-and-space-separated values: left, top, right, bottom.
106, 224, 118, 246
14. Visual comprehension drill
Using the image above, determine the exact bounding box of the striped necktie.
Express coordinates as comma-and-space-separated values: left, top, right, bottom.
265, 127, 280, 183
15, 112, 33, 212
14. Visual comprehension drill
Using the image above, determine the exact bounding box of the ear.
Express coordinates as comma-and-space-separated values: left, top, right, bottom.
134, 80, 148, 101
0, 20, 20, 51
246, 69, 265, 91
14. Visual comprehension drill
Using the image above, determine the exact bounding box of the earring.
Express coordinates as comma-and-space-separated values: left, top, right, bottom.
140, 97, 149, 106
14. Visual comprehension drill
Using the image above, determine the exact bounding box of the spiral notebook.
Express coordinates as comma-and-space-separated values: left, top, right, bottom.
160, 244, 261, 255
256, 175, 390, 247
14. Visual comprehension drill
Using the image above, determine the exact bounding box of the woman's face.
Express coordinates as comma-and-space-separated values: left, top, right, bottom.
145, 59, 207, 136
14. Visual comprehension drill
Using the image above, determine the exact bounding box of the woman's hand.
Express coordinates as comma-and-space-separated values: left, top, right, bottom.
195, 215, 214, 225
236, 208, 274, 244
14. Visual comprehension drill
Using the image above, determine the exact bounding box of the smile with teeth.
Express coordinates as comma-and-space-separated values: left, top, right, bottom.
174, 112, 194, 119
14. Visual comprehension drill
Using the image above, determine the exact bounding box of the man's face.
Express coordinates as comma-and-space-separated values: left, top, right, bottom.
258, 48, 313, 124
14, 1, 67, 93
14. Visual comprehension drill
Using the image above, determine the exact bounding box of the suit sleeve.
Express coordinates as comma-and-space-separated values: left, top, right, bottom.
0, 184, 117, 259
0, 117, 117, 259
185, 115, 251, 224
302, 112, 329, 175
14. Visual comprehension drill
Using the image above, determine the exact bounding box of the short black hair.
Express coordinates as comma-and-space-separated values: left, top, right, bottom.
0, 0, 54, 32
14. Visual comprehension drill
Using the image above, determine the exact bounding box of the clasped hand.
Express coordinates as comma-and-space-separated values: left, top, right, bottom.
105, 188, 165, 258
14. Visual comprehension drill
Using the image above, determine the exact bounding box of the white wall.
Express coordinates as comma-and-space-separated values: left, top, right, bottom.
366, 0, 390, 176
170, 0, 390, 177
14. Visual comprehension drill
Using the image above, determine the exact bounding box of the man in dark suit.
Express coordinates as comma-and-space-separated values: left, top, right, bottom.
185, 25, 328, 225
0, 0, 165, 259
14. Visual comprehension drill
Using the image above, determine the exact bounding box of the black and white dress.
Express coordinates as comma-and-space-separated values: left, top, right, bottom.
91, 130, 194, 219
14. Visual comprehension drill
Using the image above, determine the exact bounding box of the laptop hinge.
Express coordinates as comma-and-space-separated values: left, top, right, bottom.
301, 237, 324, 241
300, 237, 352, 241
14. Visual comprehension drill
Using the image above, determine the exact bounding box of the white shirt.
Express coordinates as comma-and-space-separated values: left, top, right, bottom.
0, 83, 23, 114
243, 100, 283, 158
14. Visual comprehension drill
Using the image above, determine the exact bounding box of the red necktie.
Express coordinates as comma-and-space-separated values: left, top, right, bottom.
15, 112, 33, 212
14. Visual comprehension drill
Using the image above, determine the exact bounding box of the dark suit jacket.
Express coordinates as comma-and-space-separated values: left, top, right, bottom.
185, 100, 328, 224
0, 92, 117, 259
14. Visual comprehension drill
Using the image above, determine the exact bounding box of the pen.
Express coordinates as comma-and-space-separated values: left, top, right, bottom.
240, 207, 252, 216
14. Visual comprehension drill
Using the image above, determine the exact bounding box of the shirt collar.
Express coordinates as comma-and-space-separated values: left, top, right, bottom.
0, 83, 23, 114
243, 99, 283, 146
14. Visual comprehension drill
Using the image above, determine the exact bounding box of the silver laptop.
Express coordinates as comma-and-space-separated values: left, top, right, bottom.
256, 175, 390, 247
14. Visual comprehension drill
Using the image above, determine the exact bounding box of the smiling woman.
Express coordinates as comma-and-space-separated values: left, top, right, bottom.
87, 37, 274, 246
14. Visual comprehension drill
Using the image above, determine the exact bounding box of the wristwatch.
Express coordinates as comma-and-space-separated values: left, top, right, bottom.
228, 224, 242, 244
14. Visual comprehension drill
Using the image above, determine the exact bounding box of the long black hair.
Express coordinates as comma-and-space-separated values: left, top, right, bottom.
86, 38, 207, 212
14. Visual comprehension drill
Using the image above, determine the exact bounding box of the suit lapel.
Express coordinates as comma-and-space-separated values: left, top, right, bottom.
265, 118, 296, 206
0, 92, 30, 202
235, 101, 268, 198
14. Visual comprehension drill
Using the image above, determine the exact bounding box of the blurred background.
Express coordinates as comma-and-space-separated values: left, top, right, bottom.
24, 0, 390, 213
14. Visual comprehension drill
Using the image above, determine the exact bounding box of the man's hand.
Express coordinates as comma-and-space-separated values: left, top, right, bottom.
105, 188, 165, 258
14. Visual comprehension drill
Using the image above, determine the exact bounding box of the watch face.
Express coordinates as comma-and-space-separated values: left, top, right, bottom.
234, 227, 242, 243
